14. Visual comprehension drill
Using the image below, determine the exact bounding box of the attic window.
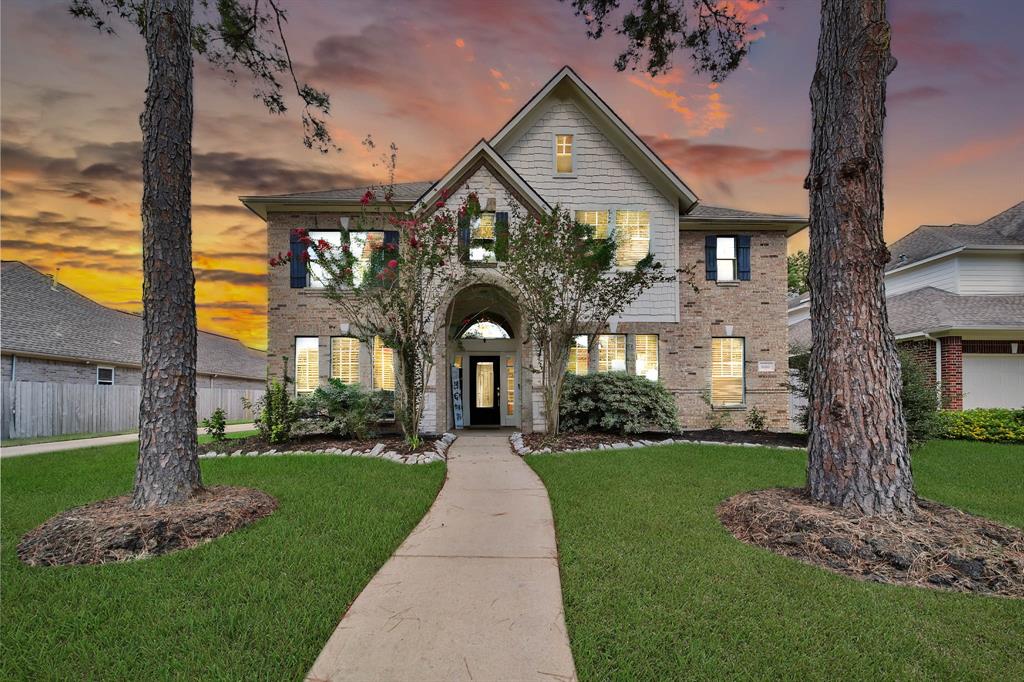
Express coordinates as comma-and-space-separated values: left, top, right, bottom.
555, 134, 574, 174
96, 366, 114, 386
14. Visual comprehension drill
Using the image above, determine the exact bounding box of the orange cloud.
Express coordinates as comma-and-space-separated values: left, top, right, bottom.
930, 128, 1024, 169
454, 38, 465, 48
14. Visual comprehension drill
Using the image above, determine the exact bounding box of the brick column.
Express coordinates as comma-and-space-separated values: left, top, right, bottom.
940, 336, 963, 410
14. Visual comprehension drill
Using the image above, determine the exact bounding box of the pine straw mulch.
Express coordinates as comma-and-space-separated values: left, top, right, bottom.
17, 486, 278, 567
718, 488, 1024, 598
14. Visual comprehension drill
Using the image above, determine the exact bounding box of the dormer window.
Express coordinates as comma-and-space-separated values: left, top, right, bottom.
555, 134, 574, 174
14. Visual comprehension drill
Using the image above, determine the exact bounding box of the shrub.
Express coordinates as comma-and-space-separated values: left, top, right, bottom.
937, 408, 1024, 444
295, 379, 393, 440
560, 372, 679, 435
745, 407, 767, 432
790, 347, 939, 449
201, 407, 227, 443
244, 380, 298, 444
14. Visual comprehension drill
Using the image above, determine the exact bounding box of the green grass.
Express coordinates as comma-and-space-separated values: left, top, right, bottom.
1, 443, 445, 680
528, 440, 1024, 681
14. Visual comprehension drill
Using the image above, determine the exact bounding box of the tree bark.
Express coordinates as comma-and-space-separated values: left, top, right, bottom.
804, 0, 914, 516
131, 0, 201, 509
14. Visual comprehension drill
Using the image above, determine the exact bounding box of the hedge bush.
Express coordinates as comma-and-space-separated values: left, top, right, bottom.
936, 408, 1024, 444
560, 372, 679, 435
294, 379, 393, 440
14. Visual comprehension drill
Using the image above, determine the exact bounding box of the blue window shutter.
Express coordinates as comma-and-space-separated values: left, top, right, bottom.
290, 231, 307, 288
495, 211, 509, 261
704, 235, 717, 280
737, 235, 751, 281
458, 212, 470, 261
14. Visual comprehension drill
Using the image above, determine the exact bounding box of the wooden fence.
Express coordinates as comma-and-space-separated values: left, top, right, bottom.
1, 381, 263, 440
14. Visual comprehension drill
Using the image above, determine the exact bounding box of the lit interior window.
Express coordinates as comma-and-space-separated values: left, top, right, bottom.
575, 210, 610, 239
615, 210, 650, 267
475, 361, 494, 408
506, 356, 515, 416
373, 336, 395, 391
295, 337, 319, 393
331, 337, 360, 384
567, 335, 589, 375
597, 334, 626, 372
555, 134, 573, 174
711, 337, 744, 406
635, 335, 659, 381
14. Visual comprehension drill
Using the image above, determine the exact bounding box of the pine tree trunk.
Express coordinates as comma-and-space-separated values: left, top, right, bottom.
131, 0, 201, 509
804, 0, 914, 516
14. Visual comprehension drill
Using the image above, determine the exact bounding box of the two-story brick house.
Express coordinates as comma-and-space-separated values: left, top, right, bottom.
242, 67, 805, 433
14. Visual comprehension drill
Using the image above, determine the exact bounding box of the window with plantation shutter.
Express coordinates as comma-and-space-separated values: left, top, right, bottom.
331, 337, 360, 384
711, 337, 744, 406
635, 334, 659, 381
373, 336, 395, 391
575, 210, 610, 239
615, 210, 649, 267
295, 337, 319, 394
567, 335, 589, 375
597, 334, 626, 372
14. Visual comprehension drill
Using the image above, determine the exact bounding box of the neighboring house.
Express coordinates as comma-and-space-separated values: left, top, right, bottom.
1, 261, 266, 389
243, 66, 805, 433
789, 202, 1024, 410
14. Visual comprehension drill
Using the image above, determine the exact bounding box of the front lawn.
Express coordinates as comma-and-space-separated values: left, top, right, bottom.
528, 440, 1024, 681
1, 443, 444, 679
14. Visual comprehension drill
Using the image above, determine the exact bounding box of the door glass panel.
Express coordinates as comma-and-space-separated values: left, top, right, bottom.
475, 362, 494, 408
506, 357, 515, 416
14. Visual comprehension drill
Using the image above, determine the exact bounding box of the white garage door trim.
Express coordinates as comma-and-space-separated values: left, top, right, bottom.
962, 354, 1024, 409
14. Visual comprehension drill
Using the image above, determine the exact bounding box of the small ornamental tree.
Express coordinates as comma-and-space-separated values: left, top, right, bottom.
273, 186, 473, 444
502, 207, 675, 434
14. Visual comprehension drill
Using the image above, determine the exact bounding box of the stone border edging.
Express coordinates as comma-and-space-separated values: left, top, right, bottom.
199, 432, 456, 465
509, 432, 803, 456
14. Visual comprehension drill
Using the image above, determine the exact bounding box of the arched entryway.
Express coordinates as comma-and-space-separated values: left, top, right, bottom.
443, 283, 525, 430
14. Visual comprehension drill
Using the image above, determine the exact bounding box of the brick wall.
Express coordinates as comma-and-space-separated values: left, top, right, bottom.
899, 339, 937, 389
940, 335, 963, 410
621, 229, 791, 430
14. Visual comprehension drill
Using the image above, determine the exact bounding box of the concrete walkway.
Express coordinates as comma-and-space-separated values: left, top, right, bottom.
0, 423, 255, 458
306, 431, 577, 682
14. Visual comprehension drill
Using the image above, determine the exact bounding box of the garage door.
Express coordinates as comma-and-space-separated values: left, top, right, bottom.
962, 354, 1024, 409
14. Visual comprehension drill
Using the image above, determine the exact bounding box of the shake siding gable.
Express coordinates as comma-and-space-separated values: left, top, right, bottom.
500, 97, 679, 323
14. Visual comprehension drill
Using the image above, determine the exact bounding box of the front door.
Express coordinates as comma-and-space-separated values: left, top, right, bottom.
469, 355, 500, 426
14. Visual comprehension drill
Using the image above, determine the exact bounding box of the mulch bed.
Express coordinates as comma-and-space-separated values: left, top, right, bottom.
18, 486, 278, 567
522, 428, 805, 452
199, 433, 440, 455
718, 488, 1024, 598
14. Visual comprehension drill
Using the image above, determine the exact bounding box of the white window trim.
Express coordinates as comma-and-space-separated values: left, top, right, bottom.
574, 208, 612, 241
552, 131, 577, 178
710, 336, 746, 407
96, 366, 115, 386
307, 229, 342, 289
715, 235, 738, 283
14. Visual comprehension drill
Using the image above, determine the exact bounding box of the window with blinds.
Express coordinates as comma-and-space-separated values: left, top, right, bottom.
575, 210, 610, 239
295, 337, 319, 394
615, 210, 650, 267
567, 335, 589, 375
635, 334, 659, 381
349, 231, 385, 286
555, 134, 573, 174
711, 337, 744, 406
597, 334, 626, 372
331, 337, 360, 384
373, 336, 396, 391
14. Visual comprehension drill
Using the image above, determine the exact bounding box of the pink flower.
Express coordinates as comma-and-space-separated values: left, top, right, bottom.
361, 190, 375, 205
316, 238, 332, 250
387, 259, 398, 269
409, 236, 419, 248
435, 200, 445, 208
301, 251, 310, 263
340, 244, 350, 253
268, 257, 278, 267
286, 250, 293, 259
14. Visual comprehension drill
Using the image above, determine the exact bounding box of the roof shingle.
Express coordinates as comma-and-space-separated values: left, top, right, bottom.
1, 262, 266, 380
886, 201, 1024, 271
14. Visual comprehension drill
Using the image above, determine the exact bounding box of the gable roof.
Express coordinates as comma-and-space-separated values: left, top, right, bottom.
411, 140, 551, 215
489, 66, 699, 210
788, 286, 1024, 348
886, 201, 1024, 272
0, 262, 266, 380
241, 181, 435, 219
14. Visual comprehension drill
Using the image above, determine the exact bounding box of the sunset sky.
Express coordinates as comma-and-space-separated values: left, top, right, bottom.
2, 0, 1022, 350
